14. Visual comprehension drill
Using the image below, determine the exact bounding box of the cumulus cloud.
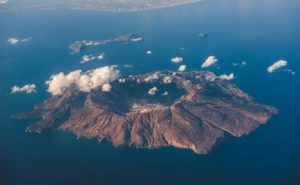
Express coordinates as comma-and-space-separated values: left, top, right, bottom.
178, 65, 186, 72
144, 73, 159, 82
97, 53, 105, 60
81, 55, 95, 64
146, 50, 152, 55
118, 78, 126, 83
171, 57, 183, 63
201, 56, 218, 68
148, 87, 158, 95
11, 84, 37, 94
46, 66, 120, 95
8, 38, 19, 45
80, 53, 104, 64
111, 64, 118, 68
163, 76, 172, 84
101, 83, 112, 92
161, 91, 168, 96
8, 37, 31, 45
219, 73, 235, 80
267, 60, 288, 73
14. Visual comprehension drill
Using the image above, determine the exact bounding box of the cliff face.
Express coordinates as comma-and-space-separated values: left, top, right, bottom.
13, 71, 277, 154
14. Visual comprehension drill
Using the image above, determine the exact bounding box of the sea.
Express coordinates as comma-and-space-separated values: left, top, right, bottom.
0, 0, 300, 184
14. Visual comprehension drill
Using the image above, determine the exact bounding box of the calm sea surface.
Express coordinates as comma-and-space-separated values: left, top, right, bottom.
1, 0, 300, 184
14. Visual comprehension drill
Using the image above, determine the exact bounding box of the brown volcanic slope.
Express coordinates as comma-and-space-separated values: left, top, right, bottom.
13, 71, 277, 154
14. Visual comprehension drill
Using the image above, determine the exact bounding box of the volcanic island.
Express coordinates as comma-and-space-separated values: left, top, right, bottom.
13, 71, 277, 154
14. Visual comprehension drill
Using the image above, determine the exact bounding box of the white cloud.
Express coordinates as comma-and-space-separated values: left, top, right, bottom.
101, 83, 111, 92
124, 64, 134, 68
267, 60, 288, 73
201, 56, 218, 68
232, 61, 247, 67
46, 66, 120, 95
163, 76, 172, 84
97, 53, 105, 60
171, 57, 183, 63
198, 33, 207, 38
146, 50, 152, 55
118, 78, 126, 83
8, 38, 19, 45
131, 37, 143, 42
144, 73, 159, 82
80, 55, 95, 64
219, 73, 235, 80
111, 64, 118, 68
81, 53, 104, 64
178, 65, 186, 72
20, 37, 31, 43
241, 61, 247, 66
0, 0, 8, 4
148, 87, 158, 95
161, 91, 168, 96
285, 69, 296, 75
11, 84, 37, 94
8, 37, 31, 45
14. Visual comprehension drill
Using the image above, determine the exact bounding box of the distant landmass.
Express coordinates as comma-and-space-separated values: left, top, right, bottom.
69, 34, 143, 54
13, 71, 277, 154
1, 0, 203, 12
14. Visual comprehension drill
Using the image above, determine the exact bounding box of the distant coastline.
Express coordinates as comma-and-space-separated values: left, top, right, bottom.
0, 0, 203, 12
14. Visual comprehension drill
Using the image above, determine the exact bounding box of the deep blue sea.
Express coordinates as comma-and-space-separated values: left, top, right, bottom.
1, 0, 300, 184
